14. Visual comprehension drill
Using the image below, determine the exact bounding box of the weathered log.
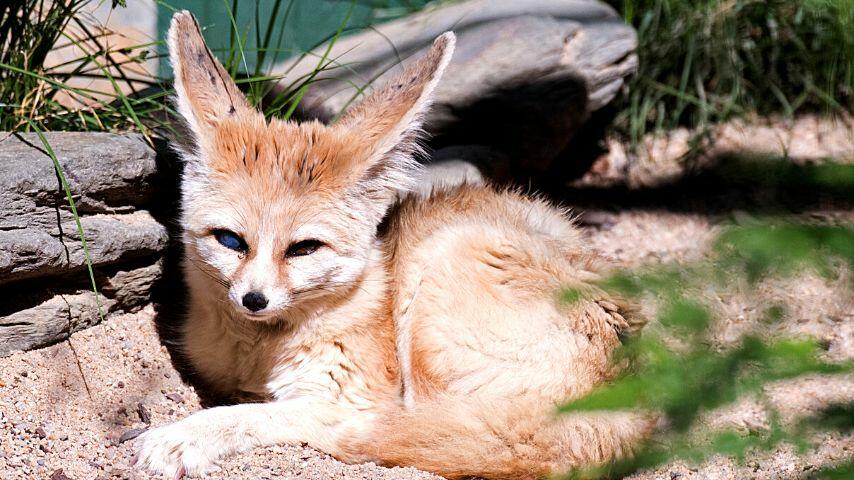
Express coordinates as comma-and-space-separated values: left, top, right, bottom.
272, 0, 637, 175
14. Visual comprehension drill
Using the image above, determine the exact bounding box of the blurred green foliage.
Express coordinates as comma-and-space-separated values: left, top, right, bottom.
559, 162, 854, 477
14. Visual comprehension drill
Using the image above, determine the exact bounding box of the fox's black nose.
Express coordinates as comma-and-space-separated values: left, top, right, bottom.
242, 291, 268, 312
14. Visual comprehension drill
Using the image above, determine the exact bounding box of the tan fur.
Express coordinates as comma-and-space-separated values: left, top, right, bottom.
134, 11, 650, 479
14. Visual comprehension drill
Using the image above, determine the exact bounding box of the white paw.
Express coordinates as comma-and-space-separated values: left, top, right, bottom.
133, 422, 223, 478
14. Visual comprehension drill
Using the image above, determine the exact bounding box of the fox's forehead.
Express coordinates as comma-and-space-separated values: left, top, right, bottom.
203, 117, 366, 193
194, 168, 345, 240
183, 118, 373, 241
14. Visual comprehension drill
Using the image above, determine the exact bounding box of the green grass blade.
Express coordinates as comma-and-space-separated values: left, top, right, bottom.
28, 121, 104, 322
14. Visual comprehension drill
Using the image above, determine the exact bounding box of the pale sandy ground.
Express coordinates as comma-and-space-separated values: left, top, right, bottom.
0, 207, 851, 479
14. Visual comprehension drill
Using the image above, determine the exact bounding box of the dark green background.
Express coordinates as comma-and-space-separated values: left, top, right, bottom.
156, 1, 431, 76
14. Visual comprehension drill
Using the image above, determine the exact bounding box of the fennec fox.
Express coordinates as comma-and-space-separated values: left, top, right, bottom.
134, 11, 650, 479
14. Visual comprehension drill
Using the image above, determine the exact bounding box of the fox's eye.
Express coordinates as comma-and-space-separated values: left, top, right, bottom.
286, 239, 324, 257
212, 229, 247, 252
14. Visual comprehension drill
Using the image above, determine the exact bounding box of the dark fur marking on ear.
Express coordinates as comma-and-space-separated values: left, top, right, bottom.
188, 16, 242, 112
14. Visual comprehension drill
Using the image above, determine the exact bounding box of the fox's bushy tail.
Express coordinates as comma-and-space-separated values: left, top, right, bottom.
353, 394, 652, 480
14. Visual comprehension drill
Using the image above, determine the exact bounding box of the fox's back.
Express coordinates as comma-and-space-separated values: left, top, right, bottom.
382, 185, 639, 407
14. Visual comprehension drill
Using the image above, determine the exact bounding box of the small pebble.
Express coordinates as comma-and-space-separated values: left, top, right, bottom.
118, 428, 147, 444
36, 426, 47, 439
136, 403, 151, 424
165, 392, 184, 403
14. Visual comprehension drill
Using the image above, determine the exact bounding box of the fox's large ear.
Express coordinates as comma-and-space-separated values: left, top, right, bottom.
336, 32, 455, 207
168, 11, 255, 147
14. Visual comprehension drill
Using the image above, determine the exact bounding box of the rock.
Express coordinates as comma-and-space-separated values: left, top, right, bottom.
101, 261, 164, 312
165, 392, 184, 404
0, 261, 163, 356
0, 132, 171, 357
136, 403, 151, 424
117, 428, 146, 444
272, 0, 636, 176
0, 133, 166, 285
0, 211, 166, 288
49, 469, 70, 480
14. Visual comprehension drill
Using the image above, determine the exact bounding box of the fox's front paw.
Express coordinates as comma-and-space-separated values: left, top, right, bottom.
133, 421, 222, 478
